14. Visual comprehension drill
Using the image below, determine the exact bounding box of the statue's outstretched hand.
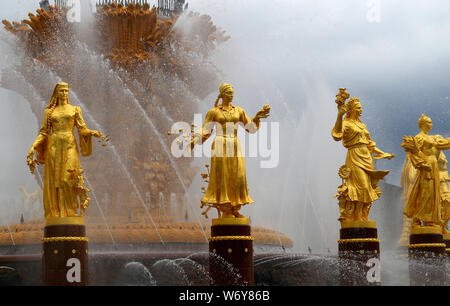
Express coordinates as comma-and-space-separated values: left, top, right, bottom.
255, 104, 271, 119
27, 147, 34, 161
385, 153, 395, 160
373, 152, 395, 160
90, 130, 102, 138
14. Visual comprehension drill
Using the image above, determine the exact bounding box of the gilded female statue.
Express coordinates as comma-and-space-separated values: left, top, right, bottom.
191, 83, 270, 219
437, 151, 450, 234
397, 153, 418, 246
402, 114, 450, 229
26, 82, 102, 221
332, 90, 395, 224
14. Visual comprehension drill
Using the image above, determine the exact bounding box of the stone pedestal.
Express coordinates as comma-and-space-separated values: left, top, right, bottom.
209, 218, 253, 286
42, 217, 88, 286
408, 226, 446, 286
444, 233, 450, 258
338, 221, 381, 286
445, 233, 450, 285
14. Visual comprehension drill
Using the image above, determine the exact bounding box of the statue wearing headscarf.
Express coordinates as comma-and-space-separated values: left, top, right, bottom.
332, 90, 395, 224
191, 83, 270, 219
26, 82, 102, 221
402, 114, 450, 229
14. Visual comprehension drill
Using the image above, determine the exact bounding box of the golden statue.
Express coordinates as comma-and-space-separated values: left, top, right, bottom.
401, 114, 450, 230
398, 153, 418, 247
26, 82, 102, 222
438, 151, 450, 234
190, 83, 270, 219
332, 89, 395, 225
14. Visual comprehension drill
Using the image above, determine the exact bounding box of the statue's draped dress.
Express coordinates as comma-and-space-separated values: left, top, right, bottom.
332, 119, 389, 204
438, 152, 450, 222
398, 153, 418, 245
404, 134, 450, 223
199, 105, 256, 207
34, 105, 93, 218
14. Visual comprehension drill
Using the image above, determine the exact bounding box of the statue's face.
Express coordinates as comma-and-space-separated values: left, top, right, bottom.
419, 116, 432, 132
57, 86, 69, 102
353, 101, 362, 117
423, 117, 432, 131
222, 87, 234, 102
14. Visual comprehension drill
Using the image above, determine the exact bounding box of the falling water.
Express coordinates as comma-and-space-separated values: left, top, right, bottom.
169, 193, 176, 218
151, 259, 190, 285
68, 41, 210, 240
72, 92, 167, 245
5, 224, 15, 247
83, 176, 116, 246
118, 261, 156, 286
173, 257, 211, 285
158, 192, 164, 222
254, 254, 288, 267
121, 86, 209, 240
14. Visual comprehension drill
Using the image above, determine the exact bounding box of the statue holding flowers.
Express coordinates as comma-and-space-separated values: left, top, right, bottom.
191, 83, 270, 219
332, 88, 395, 224
26, 82, 103, 221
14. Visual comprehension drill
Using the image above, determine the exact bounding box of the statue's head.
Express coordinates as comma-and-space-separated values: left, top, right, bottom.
418, 114, 432, 132
56, 82, 69, 103
47, 82, 70, 109
346, 97, 362, 118
219, 83, 234, 102
214, 83, 234, 107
